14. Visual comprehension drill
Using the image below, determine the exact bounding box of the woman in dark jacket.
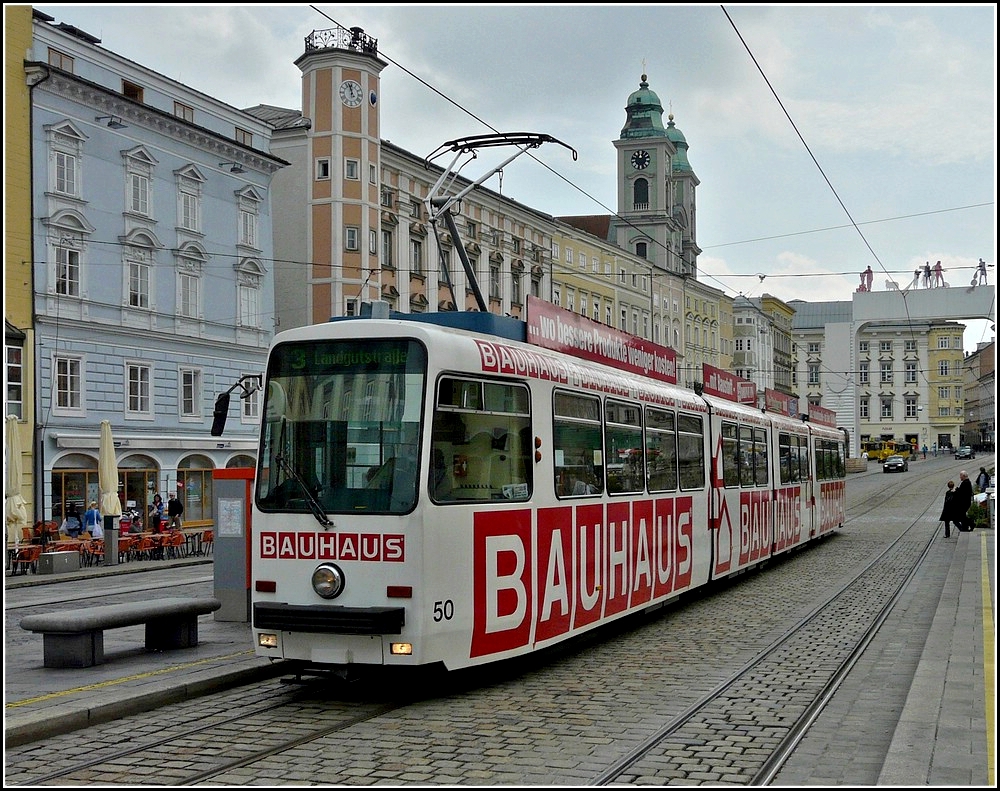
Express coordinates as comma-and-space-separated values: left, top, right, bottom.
939, 481, 957, 538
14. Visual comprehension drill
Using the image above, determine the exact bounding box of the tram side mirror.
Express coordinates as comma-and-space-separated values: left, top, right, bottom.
211, 392, 232, 436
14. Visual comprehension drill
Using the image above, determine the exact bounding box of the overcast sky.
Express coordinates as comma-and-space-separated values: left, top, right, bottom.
32, 4, 996, 350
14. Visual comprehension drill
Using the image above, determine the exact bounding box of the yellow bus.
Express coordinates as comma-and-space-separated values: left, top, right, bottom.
861, 440, 911, 461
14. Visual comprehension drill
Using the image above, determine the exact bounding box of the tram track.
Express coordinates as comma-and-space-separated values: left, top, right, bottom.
3, 462, 966, 786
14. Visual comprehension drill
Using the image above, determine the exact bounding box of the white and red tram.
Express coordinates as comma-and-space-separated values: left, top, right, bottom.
250, 297, 847, 671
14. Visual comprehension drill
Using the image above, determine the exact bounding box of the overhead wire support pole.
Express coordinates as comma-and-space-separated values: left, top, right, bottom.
423, 132, 578, 313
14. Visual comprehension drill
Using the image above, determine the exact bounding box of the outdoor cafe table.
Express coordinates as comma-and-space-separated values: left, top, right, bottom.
181, 528, 204, 556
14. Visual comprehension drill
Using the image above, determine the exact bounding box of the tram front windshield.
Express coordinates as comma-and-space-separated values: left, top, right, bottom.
256, 338, 426, 516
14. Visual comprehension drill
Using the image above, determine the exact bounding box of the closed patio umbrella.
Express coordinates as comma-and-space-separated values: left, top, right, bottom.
99, 420, 122, 565
5, 415, 29, 546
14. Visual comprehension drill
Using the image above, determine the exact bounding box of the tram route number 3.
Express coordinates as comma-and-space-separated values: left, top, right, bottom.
434, 600, 455, 621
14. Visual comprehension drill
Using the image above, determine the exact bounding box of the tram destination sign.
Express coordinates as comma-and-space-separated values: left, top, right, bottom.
526, 295, 677, 384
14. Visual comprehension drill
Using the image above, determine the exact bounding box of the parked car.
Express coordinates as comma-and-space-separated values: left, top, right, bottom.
883, 455, 909, 473
955, 445, 975, 460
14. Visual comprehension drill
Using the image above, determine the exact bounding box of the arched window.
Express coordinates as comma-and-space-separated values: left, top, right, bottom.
636, 241, 648, 260
178, 453, 215, 524
633, 178, 649, 209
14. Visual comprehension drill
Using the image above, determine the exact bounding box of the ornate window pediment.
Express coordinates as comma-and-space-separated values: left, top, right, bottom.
531, 263, 544, 278
467, 242, 481, 256
489, 251, 503, 265
438, 300, 456, 311
511, 258, 524, 271
381, 210, 398, 227
410, 292, 428, 307
410, 222, 427, 237
381, 284, 399, 298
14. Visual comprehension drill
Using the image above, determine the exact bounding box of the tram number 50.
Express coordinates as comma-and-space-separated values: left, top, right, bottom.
433, 600, 454, 622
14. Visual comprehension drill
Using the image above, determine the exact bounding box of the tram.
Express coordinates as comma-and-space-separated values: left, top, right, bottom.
245, 298, 847, 672
860, 439, 911, 462
236, 133, 847, 673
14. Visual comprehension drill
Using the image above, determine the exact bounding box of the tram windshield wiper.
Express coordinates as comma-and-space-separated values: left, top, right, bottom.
274, 418, 333, 528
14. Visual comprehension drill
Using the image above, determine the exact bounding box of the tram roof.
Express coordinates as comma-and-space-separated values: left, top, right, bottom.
327, 305, 526, 343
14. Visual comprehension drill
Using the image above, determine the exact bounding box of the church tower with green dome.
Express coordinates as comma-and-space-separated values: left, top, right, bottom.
611, 74, 699, 277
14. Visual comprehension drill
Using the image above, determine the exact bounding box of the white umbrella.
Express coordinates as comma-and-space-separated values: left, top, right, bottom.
99, 420, 122, 517
5, 415, 29, 546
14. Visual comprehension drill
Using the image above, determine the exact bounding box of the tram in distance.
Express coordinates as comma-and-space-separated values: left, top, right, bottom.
248, 296, 848, 673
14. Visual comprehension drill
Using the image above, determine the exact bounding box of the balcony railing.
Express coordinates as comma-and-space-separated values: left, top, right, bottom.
305, 26, 378, 56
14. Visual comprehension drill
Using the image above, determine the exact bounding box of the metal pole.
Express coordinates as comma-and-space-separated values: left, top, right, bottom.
103, 515, 119, 565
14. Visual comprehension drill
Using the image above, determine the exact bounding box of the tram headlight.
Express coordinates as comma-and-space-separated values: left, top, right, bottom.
311, 562, 346, 599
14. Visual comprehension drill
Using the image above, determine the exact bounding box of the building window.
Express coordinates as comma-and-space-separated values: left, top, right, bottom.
126, 363, 151, 415
880, 362, 892, 383
904, 340, 916, 352
635, 242, 648, 260
370, 163, 377, 184
552, 285, 561, 307
489, 262, 501, 300
55, 246, 81, 296
511, 270, 522, 304
48, 47, 74, 72
235, 127, 253, 146
381, 188, 393, 208
242, 374, 261, 421
128, 254, 150, 309
316, 158, 331, 180
881, 398, 893, 419
859, 341, 869, 352
938, 387, 950, 399
937, 336, 950, 349
6, 343, 23, 419
807, 342, 821, 354
129, 172, 150, 215
369, 229, 378, 256
240, 209, 257, 248
466, 220, 477, 238
174, 101, 194, 122
381, 229, 393, 269
905, 398, 917, 418
410, 200, 422, 219
620, 307, 627, 332
808, 364, 820, 384
619, 268, 627, 284
939, 406, 951, 417
860, 398, 869, 419
938, 360, 950, 377
859, 362, 869, 384
344, 225, 360, 252
566, 288, 575, 313
592, 299, 600, 322
879, 341, 892, 352
54, 151, 77, 196
905, 362, 917, 383
180, 369, 201, 417
345, 158, 359, 180
180, 190, 199, 231
122, 80, 144, 102
606, 305, 612, 326
410, 238, 423, 275
955, 386, 962, 400
54, 356, 82, 412
179, 272, 200, 318
565, 247, 573, 264
239, 282, 259, 328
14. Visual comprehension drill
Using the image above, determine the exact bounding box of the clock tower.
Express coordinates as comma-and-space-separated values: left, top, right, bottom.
294, 25, 387, 321
611, 74, 698, 277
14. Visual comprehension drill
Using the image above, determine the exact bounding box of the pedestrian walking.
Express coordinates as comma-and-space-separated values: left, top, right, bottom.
167, 493, 184, 530
939, 480, 957, 538
975, 467, 990, 493
148, 493, 164, 533
921, 444, 928, 459
83, 501, 103, 539
953, 471, 974, 532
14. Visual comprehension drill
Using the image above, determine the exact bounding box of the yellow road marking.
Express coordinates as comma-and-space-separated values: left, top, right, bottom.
5, 650, 254, 709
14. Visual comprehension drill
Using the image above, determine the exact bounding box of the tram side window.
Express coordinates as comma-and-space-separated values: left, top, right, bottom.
553, 391, 604, 497
605, 399, 643, 494
780, 433, 806, 484
677, 414, 705, 490
645, 407, 677, 492
739, 426, 756, 487
753, 428, 769, 486
814, 439, 829, 481
721, 422, 740, 488
430, 377, 531, 503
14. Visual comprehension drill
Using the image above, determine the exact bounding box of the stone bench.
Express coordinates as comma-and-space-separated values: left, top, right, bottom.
19, 597, 222, 668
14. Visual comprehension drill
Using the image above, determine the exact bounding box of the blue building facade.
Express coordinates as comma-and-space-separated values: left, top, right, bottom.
27, 10, 286, 527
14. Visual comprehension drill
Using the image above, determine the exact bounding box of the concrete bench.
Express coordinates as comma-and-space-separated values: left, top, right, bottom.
19, 597, 222, 668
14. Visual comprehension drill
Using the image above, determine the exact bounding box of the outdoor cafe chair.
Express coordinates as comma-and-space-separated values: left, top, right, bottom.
81, 539, 105, 567
11, 544, 42, 575
201, 530, 214, 555
163, 531, 186, 560
117, 535, 138, 563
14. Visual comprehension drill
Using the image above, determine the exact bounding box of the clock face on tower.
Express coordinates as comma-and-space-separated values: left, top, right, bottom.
630, 150, 651, 170
339, 80, 363, 107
